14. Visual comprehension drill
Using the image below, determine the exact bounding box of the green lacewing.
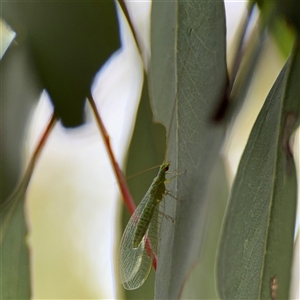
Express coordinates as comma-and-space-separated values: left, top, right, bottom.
118, 161, 170, 290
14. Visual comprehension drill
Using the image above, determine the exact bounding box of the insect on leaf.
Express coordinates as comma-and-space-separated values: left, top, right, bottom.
118, 162, 169, 290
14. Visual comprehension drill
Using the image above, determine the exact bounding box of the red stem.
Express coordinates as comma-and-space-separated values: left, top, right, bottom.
6, 112, 57, 200
26, 113, 57, 179
87, 93, 157, 269
1, 112, 57, 244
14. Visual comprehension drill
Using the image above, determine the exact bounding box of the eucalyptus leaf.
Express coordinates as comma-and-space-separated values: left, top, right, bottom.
0, 112, 55, 299
255, 0, 294, 58
2, 1, 120, 127
217, 44, 300, 299
181, 157, 229, 299
274, 1, 300, 36
149, 0, 227, 298
0, 190, 31, 299
123, 77, 166, 299
1, 43, 40, 298
1, 43, 41, 205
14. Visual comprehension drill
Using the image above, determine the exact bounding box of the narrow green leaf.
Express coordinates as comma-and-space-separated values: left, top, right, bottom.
256, 0, 294, 58
1, 43, 41, 206
1, 43, 40, 298
122, 77, 166, 300
274, 1, 300, 37
217, 44, 300, 299
2, 1, 120, 127
269, 19, 294, 59
149, 0, 227, 298
181, 157, 229, 299
1, 111, 55, 299
0, 192, 31, 299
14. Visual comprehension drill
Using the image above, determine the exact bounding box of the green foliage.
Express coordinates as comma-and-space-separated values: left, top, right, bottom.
1, 0, 299, 299
2, 1, 120, 127
124, 78, 166, 299
217, 47, 300, 299
148, 1, 227, 298
0, 194, 31, 299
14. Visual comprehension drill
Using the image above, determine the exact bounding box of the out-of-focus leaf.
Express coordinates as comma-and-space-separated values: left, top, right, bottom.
217, 43, 300, 299
0, 111, 55, 299
227, 26, 267, 125
0, 188, 31, 299
1, 42, 41, 205
269, 18, 295, 58
121, 76, 166, 299
274, 1, 300, 37
256, 0, 295, 58
290, 231, 300, 299
1, 35, 44, 300
181, 157, 229, 299
1, 42, 41, 299
149, 0, 227, 298
2, 1, 120, 127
